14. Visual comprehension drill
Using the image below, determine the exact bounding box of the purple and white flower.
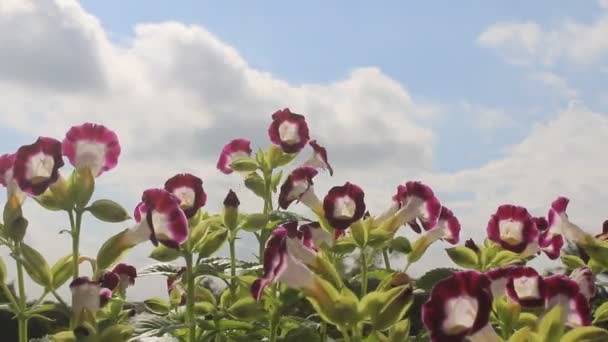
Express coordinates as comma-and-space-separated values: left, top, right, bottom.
278, 167, 321, 211
301, 140, 333, 175
164, 173, 206, 218
487, 204, 538, 253
62, 123, 120, 177
323, 182, 366, 231
268, 108, 310, 153
13, 137, 64, 196
217, 139, 252, 174
544, 275, 591, 326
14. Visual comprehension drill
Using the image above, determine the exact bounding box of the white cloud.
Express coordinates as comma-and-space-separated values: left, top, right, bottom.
530, 71, 578, 99
0, 0, 438, 299
460, 101, 514, 130
600, 0, 608, 9
478, 14, 608, 66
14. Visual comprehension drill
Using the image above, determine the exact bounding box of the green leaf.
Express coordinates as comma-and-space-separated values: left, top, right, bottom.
270, 170, 283, 193
332, 236, 357, 254
240, 213, 269, 232
388, 319, 410, 342
350, 220, 368, 248
508, 327, 533, 342
227, 297, 265, 321
69, 167, 95, 209
416, 268, 457, 291
138, 263, 183, 277
489, 250, 523, 268
537, 305, 564, 342
244, 172, 266, 198
446, 246, 479, 269
516, 312, 539, 329
51, 331, 76, 342
50, 254, 73, 290
593, 301, 608, 324
580, 237, 608, 269
149, 244, 181, 262
560, 254, 586, 270
20, 242, 53, 287
87, 199, 130, 223
217, 319, 254, 331
407, 236, 433, 264
229, 157, 259, 172
282, 326, 321, 342
196, 227, 228, 258
267, 145, 298, 168
96, 229, 135, 271
495, 295, 520, 337
0, 255, 6, 283
561, 326, 608, 342
144, 297, 171, 315
390, 237, 412, 254
98, 324, 134, 342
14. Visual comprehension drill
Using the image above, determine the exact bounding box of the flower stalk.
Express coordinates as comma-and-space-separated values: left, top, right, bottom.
16, 243, 28, 342
184, 252, 196, 342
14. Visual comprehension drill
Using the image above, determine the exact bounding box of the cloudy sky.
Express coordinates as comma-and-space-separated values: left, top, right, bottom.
1, 0, 607, 301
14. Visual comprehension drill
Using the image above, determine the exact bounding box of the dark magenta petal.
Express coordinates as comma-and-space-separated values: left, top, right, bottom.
164, 173, 206, 218
139, 188, 189, 248
539, 232, 564, 259
570, 267, 596, 300
551, 196, 569, 214
112, 263, 137, 285
223, 189, 240, 208
278, 167, 318, 209
251, 227, 288, 300
486, 204, 538, 253
217, 139, 252, 174
505, 267, 544, 307
544, 275, 591, 326
0, 153, 15, 187
268, 108, 310, 153
307, 140, 333, 175
438, 206, 461, 244
62, 123, 121, 177
323, 182, 366, 230
99, 288, 112, 307
533, 217, 548, 231
99, 271, 120, 290
402, 181, 442, 230
70, 276, 97, 288
422, 271, 492, 341
13, 137, 64, 196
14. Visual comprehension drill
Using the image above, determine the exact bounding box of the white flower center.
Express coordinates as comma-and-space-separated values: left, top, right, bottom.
499, 219, 523, 245
75, 141, 106, 175
333, 196, 356, 219
278, 121, 300, 145
151, 210, 172, 240
26, 152, 55, 182
288, 179, 309, 201
513, 276, 540, 300
71, 283, 101, 316
173, 186, 196, 208
442, 295, 478, 335
277, 253, 314, 289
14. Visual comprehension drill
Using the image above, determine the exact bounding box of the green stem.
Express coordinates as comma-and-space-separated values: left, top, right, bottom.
382, 248, 391, 270
51, 289, 69, 308
15, 243, 28, 342
229, 237, 237, 295
338, 326, 352, 342
320, 321, 327, 342
69, 210, 82, 280
0, 283, 19, 311
360, 250, 368, 296
268, 285, 280, 342
185, 253, 196, 342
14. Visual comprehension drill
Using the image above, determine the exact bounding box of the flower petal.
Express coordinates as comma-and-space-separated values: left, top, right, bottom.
505, 266, 544, 307
486, 204, 538, 253
278, 167, 318, 209
13, 137, 64, 196
268, 108, 310, 153
62, 123, 121, 177
217, 139, 252, 174
569, 267, 596, 300
323, 182, 366, 230
544, 275, 591, 326
164, 173, 206, 218
302, 140, 333, 175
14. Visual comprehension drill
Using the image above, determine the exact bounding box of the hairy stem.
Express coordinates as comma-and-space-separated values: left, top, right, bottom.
382, 248, 392, 270
15, 243, 28, 342
185, 253, 196, 342
229, 236, 237, 295
360, 249, 368, 296
68, 210, 81, 280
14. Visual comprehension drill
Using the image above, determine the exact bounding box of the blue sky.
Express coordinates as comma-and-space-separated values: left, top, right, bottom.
75, 0, 608, 170
1, 0, 607, 299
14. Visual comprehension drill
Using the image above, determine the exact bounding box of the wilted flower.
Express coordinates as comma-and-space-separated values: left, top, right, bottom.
62, 123, 121, 177
13, 137, 64, 196
0, 153, 25, 204
124, 189, 188, 248
548, 197, 588, 243
487, 204, 538, 253
98, 271, 120, 291
301, 140, 333, 175
164, 173, 206, 218
569, 267, 596, 300
543, 275, 591, 326
422, 271, 499, 342
505, 266, 545, 307
278, 167, 321, 211
268, 108, 310, 153
112, 263, 137, 291
323, 182, 366, 230
217, 139, 252, 174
